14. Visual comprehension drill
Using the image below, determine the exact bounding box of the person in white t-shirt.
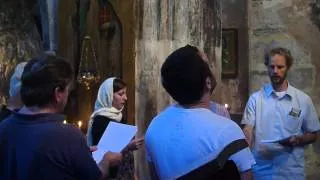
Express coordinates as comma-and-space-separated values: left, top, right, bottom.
145, 45, 255, 180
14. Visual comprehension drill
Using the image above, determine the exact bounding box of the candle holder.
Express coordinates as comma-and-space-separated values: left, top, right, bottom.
77, 36, 101, 90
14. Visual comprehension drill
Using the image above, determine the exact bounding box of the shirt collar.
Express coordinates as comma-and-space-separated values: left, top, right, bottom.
286, 83, 295, 98
263, 82, 294, 98
11, 111, 66, 123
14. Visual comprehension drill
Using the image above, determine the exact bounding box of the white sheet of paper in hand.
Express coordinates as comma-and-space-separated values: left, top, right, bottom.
260, 136, 292, 143
92, 121, 137, 163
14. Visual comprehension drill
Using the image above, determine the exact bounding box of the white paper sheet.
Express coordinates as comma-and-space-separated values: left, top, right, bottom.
260, 136, 292, 143
92, 121, 137, 163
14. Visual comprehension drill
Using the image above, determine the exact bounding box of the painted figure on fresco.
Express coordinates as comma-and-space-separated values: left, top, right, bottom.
79, 0, 91, 38
79, 0, 123, 78
0, 1, 41, 105
0, 0, 59, 104
79, 0, 116, 36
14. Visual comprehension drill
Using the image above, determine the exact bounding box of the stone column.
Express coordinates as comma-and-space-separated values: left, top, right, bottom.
35, 0, 59, 54
134, 0, 221, 179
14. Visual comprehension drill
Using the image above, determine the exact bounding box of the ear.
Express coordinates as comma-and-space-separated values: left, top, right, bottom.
205, 77, 212, 91
198, 51, 209, 63
54, 87, 63, 103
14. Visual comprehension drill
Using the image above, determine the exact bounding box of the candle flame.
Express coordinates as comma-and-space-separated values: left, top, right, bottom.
77, 121, 82, 128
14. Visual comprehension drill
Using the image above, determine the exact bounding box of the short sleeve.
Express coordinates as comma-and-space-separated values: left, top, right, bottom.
229, 147, 255, 172
241, 95, 257, 126
218, 123, 256, 172
302, 97, 320, 133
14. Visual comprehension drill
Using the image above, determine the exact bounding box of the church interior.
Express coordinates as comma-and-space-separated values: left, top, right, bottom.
0, 0, 320, 179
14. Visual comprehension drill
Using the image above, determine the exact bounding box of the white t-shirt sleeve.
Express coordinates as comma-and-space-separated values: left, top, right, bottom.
229, 147, 255, 172
218, 122, 256, 172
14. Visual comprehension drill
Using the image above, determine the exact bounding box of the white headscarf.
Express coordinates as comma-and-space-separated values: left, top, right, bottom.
86, 77, 123, 146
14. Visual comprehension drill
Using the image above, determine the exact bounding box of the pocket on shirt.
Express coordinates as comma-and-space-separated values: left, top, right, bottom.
284, 115, 302, 133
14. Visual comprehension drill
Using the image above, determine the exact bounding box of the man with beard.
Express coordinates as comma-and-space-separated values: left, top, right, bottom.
241, 47, 320, 180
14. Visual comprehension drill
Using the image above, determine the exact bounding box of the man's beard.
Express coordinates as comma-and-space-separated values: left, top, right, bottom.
270, 74, 286, 85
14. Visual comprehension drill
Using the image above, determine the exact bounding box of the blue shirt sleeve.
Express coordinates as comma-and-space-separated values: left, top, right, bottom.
241, 94, 257, 126
302, 97, 320, 133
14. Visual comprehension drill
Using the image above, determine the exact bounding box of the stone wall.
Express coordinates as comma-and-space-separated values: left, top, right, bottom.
134, 0, 221, 179
248, 0, 320, 178
221, 0, 249, 113
0, 0, 41, 105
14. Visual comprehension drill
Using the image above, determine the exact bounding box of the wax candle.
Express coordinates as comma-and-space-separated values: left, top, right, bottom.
78, 121, 82, 128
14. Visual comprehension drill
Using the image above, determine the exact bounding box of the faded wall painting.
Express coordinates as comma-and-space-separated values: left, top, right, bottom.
222, 28, 238, 78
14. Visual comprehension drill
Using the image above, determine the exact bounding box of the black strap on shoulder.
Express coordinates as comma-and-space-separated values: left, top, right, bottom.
177, 139, 248, 180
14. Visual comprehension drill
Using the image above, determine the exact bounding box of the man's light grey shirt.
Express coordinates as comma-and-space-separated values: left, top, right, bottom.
242, 83, 320, 180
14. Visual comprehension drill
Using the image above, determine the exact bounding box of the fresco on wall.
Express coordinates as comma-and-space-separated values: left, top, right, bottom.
222, 28, 238, 78
0, 1, 41, 105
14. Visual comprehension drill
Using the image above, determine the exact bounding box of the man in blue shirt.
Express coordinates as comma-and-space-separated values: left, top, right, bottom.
242, 47, 320, 180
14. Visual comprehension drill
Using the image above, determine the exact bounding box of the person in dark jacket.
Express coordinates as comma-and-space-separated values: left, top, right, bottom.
0, 55, 122, 179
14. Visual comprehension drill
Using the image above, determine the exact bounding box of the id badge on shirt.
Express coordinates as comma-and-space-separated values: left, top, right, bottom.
285, 107, 302, 133
289, 107, 301, 118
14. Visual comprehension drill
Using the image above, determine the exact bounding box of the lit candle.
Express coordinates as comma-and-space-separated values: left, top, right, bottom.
77, 121, 82, 128
63, 120, 67, 124
224, 104, 229, 109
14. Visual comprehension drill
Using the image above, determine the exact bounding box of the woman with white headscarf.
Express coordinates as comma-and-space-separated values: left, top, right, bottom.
87, 77, 143, 180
